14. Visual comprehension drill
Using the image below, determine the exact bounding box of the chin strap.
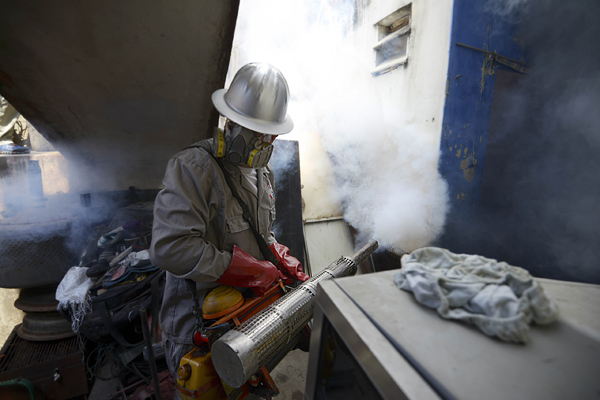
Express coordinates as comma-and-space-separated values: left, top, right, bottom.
214, 128, 226, 158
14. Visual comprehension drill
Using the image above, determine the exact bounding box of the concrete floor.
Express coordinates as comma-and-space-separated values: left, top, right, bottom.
268, 349, 310, 400
88, 347, 310, 400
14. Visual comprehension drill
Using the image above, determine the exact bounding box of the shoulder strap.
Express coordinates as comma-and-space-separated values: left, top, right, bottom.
215, 157, 278, 265
149, 271, 162, 334
187, 141, 278, 265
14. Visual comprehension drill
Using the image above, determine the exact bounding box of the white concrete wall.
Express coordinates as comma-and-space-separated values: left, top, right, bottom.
291, 0, 454, 223
231, 0, 453, 259
286, 0, 453, 224
298, 0, 453, 254
304, 218, 356, 275
350, 0, 453, 146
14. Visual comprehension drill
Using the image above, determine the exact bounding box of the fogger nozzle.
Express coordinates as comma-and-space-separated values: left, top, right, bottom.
211, 240, 379, 388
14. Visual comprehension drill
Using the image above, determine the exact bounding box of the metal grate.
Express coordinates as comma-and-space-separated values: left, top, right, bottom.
0, 220, 78, 287
237, 259, 354, 370
212, 241, 378, 387
0, 326, 80, 372
0, 233, 74, 269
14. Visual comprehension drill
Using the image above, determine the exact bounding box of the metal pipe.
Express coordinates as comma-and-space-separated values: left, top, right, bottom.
211, 240, 379, 388
455, 42, 529, 65
140, 307, 161, 400
27, 160, 45, 208
264, 331, 304, 373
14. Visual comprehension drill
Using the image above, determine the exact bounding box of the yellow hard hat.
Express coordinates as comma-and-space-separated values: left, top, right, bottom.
202, 285, 244, 319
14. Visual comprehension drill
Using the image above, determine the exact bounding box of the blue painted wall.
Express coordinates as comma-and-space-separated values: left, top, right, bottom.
438, 0, 525, 248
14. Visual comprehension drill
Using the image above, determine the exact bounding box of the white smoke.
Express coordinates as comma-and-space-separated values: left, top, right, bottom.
484, 0, 531, 21
232, 0, 448, 252
463, 0, 600, 284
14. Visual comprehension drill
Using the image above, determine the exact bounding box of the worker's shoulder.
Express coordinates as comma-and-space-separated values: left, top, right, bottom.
265, 162, 274, 175
171, 139, 218, 171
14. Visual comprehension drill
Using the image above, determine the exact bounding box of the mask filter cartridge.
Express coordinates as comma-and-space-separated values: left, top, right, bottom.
225, 124, 273, 169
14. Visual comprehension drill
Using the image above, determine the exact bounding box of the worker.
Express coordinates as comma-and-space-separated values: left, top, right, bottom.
149, 62, 309, 386
0, 95, 30, 154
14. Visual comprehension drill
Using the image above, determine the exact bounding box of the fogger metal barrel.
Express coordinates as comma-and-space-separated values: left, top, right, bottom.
211, 240, 378, 388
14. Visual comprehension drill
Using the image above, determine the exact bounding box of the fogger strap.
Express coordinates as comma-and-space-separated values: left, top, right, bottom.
185, 141, 279, 265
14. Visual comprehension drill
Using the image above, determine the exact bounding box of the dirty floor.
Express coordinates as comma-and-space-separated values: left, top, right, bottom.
268, 349, 309, 400
88, 347, 310, 400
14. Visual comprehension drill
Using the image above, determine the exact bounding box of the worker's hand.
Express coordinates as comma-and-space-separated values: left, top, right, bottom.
216, 245, 279, 296
269, 243, 309, 284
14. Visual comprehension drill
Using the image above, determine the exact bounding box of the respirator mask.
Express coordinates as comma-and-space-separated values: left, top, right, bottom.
213, 123, 275, 169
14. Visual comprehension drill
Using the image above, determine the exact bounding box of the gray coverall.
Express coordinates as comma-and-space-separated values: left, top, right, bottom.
149, 138, 277, 377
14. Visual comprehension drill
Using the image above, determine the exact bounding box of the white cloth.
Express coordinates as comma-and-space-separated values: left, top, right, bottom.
394, 247, 559, 343
55, 266, 95, 333
238, 165, 258, 195
127, 249, 151, 267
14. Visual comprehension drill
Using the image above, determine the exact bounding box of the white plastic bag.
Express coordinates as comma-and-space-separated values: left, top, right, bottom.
56, 266, 95, 333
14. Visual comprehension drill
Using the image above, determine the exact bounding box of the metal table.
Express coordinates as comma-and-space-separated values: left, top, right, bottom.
306, 269, 600, 400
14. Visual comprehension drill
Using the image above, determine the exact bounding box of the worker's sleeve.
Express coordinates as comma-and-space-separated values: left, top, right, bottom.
266, 165, 277, 246
268, 229, 277, 246
150, 153, 232, 282
267, 213, 277, 246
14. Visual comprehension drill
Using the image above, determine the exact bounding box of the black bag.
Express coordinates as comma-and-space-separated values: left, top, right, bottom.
76, 269, 165, 347
59, 201, 164, 347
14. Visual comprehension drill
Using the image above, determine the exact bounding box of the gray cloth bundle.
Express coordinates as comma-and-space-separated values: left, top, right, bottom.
394, 247, 559, 343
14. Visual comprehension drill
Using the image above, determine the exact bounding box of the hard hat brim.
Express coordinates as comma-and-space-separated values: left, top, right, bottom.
212, 89, 294, 135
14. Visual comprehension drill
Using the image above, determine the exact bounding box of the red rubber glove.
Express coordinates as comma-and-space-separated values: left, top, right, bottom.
269, 243, 309, 284
216, 245, 279, 296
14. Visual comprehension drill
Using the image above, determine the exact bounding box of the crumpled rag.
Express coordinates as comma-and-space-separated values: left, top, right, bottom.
56, 266, 95, 333
394, 247, 559, 343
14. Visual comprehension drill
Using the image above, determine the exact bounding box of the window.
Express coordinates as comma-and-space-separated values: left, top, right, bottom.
372, 4, 411, 76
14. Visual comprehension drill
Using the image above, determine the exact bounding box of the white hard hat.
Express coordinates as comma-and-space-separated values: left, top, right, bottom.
211, 63, 294, 135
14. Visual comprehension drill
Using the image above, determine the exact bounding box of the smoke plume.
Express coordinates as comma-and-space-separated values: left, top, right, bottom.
231, 0, 449, 252
470, 0, 600, 283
